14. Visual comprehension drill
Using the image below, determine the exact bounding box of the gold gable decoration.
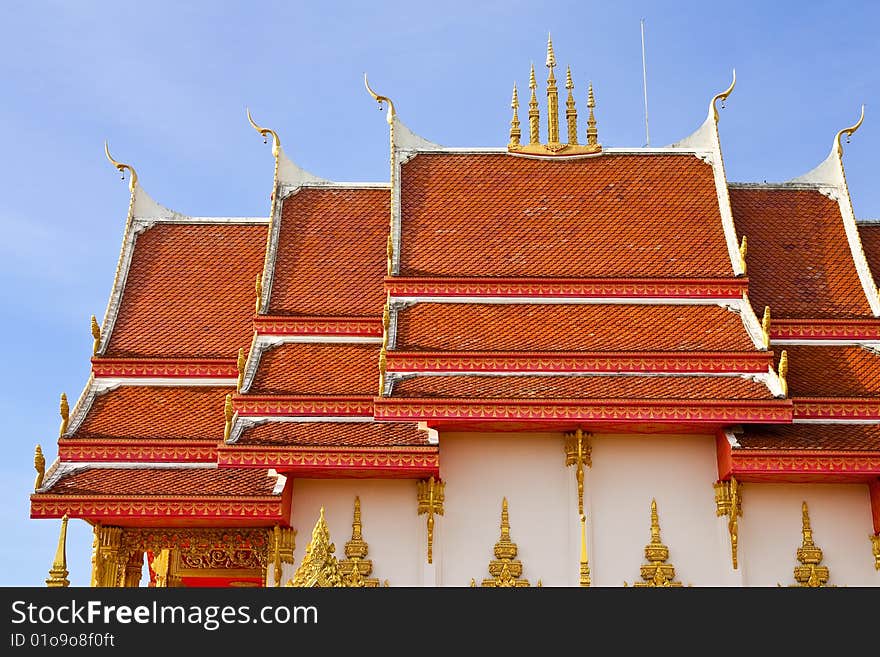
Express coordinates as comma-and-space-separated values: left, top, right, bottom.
288, 508, 344, 588
508, 35, 601, 156
474, 498, 536, 587
790, 502, 832, 587
627, 499, 683, 587
339, 497, 383, 587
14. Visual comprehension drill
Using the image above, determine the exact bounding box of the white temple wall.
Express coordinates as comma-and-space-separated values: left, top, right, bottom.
738, 483, 879, 587
289, 478, 422, 586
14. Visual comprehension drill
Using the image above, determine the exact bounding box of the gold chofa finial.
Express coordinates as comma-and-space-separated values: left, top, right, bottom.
710, 69, 736, 122
46, 515, 70, 587
246, 107, 280, 157
364, 73, 396, 124
835, 105, 865, 154
59, 393, 69, 437
90, 315, 101, 356
104, 141, 137, 192
565, 67, 578, 146
34, 444, 45, 491
509, 83, 522, 148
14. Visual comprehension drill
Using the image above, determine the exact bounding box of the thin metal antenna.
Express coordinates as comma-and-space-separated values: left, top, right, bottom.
640, 18, 650, 147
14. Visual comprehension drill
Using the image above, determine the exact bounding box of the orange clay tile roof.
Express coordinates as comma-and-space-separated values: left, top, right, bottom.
105, 223, 266, 358
71, 386, 228, 441
398, 152, 732, 278
729, 187, 872, 319
269, 187, 389, 316
394, 303, 755, 352
249, 343, 378, 396
783, 345, 880, 397
38, 467, 280, 496
857, 222, 880, 282
236, 422, 429, 447
391, 375, 774, 399
735, 424, 880, 451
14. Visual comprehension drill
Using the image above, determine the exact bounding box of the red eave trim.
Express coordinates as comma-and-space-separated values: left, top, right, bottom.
217, 445, 439, 479
91, 358, 237, 379
770, 319, 880, 341
233, 395, 374, 417
374, 397, 792, 424
386, 276, 748, 300
254, 316, 383, 337
387, 351, 771, 374
792, 397, 880, 421
725, 449, 880, 483
57, 439, 218, 463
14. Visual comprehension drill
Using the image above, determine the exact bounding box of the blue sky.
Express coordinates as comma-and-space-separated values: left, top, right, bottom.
1, 0, 878, 586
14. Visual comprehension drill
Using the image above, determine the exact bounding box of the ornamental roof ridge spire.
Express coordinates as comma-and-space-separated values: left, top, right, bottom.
508, 38, 601, 157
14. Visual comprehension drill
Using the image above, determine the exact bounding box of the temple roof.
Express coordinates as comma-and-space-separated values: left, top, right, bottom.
783, 344, 880, 397
735, 424, 880, 451
249, 343, 379, 396
105, 223, 266, 359
858, 222, 880, 282
398, 153, 733, 278
235, 422, 430, 447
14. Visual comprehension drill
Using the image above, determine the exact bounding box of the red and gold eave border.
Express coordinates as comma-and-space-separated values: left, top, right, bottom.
793, 398, 880, 421
253, 316, 383, 338
58, 439, 218, 463
91, 358, 238, 379
233, 395, 374, 417
217, 444, 440, 479
770, 319, 880, 341
30, 487, 292, 528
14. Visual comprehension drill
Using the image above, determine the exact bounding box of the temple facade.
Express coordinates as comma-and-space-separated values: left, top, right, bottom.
31, 39, 880, 587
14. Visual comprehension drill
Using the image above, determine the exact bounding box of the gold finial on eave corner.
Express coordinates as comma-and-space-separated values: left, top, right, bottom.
835, 104, 865, 155
509, 82, 522, 148
778, 350, 789, 397
58, 393, 69, 437
223, 393, 234, 442
46, 514, 70, 588
90, 315, 101, 356
34, 444, 45, 491
565, 67, 578, 146
246, 107, 281, 157
364, 73, 396, 124
255, 271, 263, 313
104, 141, 137, 193
710, 69, 736, 122
738, 235, 748, 275
761, 306, 771, 349
236, 347, 247, 392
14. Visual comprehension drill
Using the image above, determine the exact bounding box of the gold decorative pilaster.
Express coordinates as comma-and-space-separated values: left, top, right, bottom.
528, 63, 540, 145
288, 508, 344, 587
93, 525, 126, 587
738, 235, 748, 275
59, 392, 69, 437
564, 67, 578, 146
714, 478, 742, 569
339, 497, 381, 587
267, 524, 296, 587
564, 429, 592, 586
778, 350, 789, 397
545, 34, 560, 147
46, 514, 70, 587
476, 498, 533, 587
508, 82, 522, 148
790, 502, 831, 587
586, 82, 599, 147
761, 306, 771, 349
123, 551, 144, 588
34, 444, 45, 491
871, 534, 880, 570
417, 476, 444, 564
627, 499, 682, 587
91, 315, 101, 355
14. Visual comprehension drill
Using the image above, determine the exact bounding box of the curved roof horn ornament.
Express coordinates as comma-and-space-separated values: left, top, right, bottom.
104, 141, 137, 192
835, 104, 865, 154
710, 69, 736, 122
364, 73, 396, 124
246, 107, 281, 157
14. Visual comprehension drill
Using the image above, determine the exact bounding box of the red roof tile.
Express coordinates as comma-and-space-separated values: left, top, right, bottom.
399, 152, 732, 277
858, 222, 880, 283
236, 421, 429, 447
736, 424, 880, 451
249, 343, 378, 395
391, 374, 773, 399
72, 386, 228, 441
783, 345, 880, 397
269, 188, 389, 316
730, 187, 871, 319
38, 467, 279, 496
106, 223, 266, 358
394, 303, 755, 352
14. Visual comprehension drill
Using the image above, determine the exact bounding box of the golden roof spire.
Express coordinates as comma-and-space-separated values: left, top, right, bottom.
528, 63, 540, 145
46, 514, 70, 587
565, 66, 579, 146
58, 393, 69, 437
545, 34, 560, 146
586, 81, 599, 147
509, 82, 522, 148
34, 444, 45, 491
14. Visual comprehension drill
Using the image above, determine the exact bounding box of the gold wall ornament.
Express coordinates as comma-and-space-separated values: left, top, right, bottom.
564, 67, 578, 146
236, 347, 246, 392
627, 499, 683, 587
713, 478, 743, 569
790, 502, 831, 587
761, 306, 771, 349
46, 514, 70, 588
564, 429, 592, 586
268, 524, 296, 587
223, 393, 234, 442
835, 104, 865, 155
738, 235, 748, 275
58, 393, 69, 437
90, 315, 101, 355
417, 475, 445, 564
339, 497, 381, 587
509, 82, 522, 148
104, 141, 138, 192
476, 498, 533, 587
288, 508, 345, 587
255, 271, 263, 313
871, 534, 880, 571
778, 350, 789, 398
34, 444, 45, 491
528, 63, 540, 145
709, 69, 736, 123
